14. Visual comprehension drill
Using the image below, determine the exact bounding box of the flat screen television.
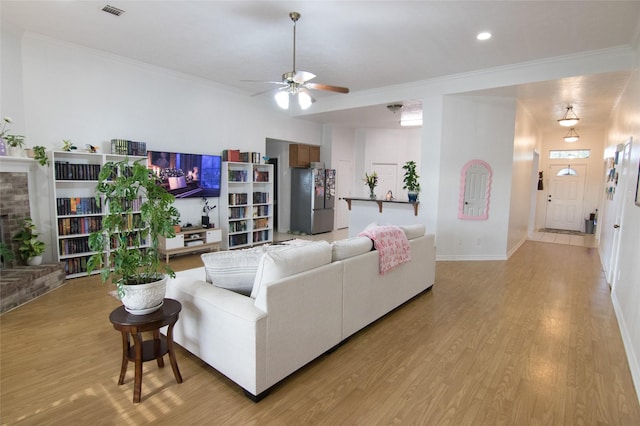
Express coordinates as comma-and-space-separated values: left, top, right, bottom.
147, 150, 221, 198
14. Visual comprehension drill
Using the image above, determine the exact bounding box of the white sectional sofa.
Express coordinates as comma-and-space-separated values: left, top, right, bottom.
165, 226, 436, 401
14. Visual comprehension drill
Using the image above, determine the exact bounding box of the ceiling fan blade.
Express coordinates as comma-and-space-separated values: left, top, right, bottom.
241, 79, 287, 85
292, 70, 315, 84
305, 82, 350, 94
250, 86, 287, 97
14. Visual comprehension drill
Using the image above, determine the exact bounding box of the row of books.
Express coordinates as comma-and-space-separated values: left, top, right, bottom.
229, 220, 248, 233
252, 205, 269, 218
229, 233, 248, 247
253, 170, 269, 182
253, 230, 270, 242
228, 193, 248, 206
57, 197, 102, 216
55, 161, 102, 181
110, 139, 147, 156
228, 169, 248, 182
59, 237, 91, 256
222, 150, 262, 164
253, 192, 269, 204
58, 216, 102, 236
253, 218, 269, 229
64, 256, 90, 275
228, 206, 247, 219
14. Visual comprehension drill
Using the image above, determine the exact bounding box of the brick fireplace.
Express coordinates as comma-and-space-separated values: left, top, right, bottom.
0, 158, 65, 314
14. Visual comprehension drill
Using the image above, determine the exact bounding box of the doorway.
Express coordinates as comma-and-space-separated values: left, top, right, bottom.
545, 164, 587, 231
267, 157, 279, 231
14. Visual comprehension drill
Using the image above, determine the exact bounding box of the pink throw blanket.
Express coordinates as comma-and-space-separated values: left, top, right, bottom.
359, 225, 411, 274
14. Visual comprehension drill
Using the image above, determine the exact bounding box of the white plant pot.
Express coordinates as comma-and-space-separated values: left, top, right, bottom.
121, 276, 167, 315
27, 255, 43, 266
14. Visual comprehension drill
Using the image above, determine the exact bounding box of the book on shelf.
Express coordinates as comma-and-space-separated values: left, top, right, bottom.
55, 162, 102, 181
110, 139, 147, 156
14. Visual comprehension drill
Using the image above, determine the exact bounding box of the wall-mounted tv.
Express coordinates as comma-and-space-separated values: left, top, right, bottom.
147, 150, 221, 198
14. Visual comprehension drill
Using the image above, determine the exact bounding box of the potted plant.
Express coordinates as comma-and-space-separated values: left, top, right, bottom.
0, 242, 15, 268
0, 116, 25, 156
12, 217, 46, 266
402, 160, 421, 202
363, 171, 378, 199
32, 146, 50, 166
87, 158, 180, 314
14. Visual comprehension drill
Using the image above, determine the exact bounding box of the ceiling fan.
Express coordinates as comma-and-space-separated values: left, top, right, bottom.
246, 11, 349, 110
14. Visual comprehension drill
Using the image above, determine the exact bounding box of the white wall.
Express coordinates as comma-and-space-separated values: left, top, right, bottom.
507, 102, 540, 256
437, 95, 517, 260
3, 31, 323, 247
603, 68, 640, 398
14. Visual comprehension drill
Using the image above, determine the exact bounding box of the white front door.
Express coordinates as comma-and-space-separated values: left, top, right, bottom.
545, 164, 586, 231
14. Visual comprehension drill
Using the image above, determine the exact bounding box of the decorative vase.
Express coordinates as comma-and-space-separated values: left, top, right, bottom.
27, 255, 43, 266
121, 276, 168, 315
202, 215, 210, 228
0, 138, 6, 156
369, 187, 376, 199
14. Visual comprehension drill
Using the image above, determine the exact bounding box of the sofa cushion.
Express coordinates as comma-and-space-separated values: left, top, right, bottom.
251, 241, 332, 298
201, 245, 285, 296
331, 236, 373, 261
400, 224, 426, 240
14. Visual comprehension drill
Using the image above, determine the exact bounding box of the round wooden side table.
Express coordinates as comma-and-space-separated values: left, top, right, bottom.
109, 298, 183, 403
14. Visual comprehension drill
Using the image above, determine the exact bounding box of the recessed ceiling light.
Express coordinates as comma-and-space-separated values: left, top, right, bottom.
477, 32, 492, 41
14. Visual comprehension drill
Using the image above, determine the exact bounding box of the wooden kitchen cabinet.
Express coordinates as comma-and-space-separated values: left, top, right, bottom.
289, 144, 320, 168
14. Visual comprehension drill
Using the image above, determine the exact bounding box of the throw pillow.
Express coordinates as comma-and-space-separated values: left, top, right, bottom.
201, 245, 286, 296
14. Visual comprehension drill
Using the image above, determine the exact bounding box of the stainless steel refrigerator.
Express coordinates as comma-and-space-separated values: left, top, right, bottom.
290, 168, 336, 234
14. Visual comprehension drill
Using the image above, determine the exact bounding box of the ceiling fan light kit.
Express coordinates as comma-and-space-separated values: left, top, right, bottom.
247, 12, 349, 110
558, 105, 580, 127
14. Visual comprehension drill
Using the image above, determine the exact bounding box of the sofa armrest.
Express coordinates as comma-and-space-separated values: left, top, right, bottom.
165, 276, 268, 395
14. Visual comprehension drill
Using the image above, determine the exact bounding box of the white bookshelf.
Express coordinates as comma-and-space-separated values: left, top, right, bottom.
220, 161, 273, 250
50, 151, 147, 277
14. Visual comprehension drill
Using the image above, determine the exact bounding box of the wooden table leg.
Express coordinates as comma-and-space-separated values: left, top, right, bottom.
165, 323, 183, 383
153, 329, 164, 368
132, 332, 144, 403
118, 332, 129, 385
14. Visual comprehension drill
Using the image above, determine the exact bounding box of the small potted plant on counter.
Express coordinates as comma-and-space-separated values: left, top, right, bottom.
402, 160, 421, 202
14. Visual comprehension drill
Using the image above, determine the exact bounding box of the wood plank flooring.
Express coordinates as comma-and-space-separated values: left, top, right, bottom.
1, 240, 639, 425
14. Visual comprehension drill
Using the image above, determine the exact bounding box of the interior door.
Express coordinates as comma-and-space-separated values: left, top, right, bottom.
545, 164, 586, 231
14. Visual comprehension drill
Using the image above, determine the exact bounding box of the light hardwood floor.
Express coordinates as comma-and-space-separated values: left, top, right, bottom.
1, 237, 639, 425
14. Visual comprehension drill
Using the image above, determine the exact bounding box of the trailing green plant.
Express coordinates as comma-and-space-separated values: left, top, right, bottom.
32, 146, 50, 166
0, 241, 15, 267
87, 159, 179, 298
12, 217, 46, 262
402, 160, 421, 193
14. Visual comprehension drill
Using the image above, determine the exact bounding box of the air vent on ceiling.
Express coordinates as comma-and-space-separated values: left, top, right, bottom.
101, 5, 125, 16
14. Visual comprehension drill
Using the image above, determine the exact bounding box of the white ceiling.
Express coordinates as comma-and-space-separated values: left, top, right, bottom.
2, 1, 639, 133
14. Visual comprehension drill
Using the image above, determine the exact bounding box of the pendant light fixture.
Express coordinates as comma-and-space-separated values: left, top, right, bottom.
558, 105, 580, 127
563, 127, 580, 143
